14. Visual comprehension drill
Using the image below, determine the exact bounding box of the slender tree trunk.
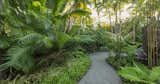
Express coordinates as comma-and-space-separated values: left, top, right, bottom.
66, 17, 74, 32
118, 1, 121, 57
133, 19, 136, 42
108, 10, 113, 33
115, 9, 118, 33
80, 16, 83, 27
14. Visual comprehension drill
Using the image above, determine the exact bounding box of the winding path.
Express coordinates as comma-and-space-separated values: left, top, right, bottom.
79, 52, 122, 84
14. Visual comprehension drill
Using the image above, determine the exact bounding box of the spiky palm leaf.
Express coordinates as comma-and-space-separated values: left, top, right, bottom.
17, 33, 43, 46
0, 46, 34, 73
55, 32, 71, 49
0, 32, 53, 72
18, 32, 53, 48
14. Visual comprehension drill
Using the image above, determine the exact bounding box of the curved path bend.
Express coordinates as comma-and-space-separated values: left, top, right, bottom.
79, 52, 122, 84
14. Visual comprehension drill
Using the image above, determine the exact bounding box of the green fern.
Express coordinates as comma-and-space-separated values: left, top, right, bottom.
150, 67, 160, 82
118, 63, 160, 84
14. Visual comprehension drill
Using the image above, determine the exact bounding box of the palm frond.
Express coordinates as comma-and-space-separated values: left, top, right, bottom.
0, 46, 35, 73
55, 32, 71, 49
17, 33, 43, 46
0, 38, 10, 49
70, 9, 91, 16
18, 32, 53, 48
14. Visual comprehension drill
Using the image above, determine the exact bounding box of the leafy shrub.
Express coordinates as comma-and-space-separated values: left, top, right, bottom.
0, 51, 91, 84
0, 46, 35, 73
54, 32, 71, 50
106, 56, 135, 70
39, 51, 91, 84
74, 35, 96, 52
79, 28, 111, 51
122, 45, 137, 57
106, 43, 137, 69
0, 0, 55, 74
64, 34, 96, 52
0, 32, 54, 73
93, 28, 109, 47
0, 39, 10, 49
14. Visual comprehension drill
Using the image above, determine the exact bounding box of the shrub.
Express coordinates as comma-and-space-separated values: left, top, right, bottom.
0, 51, 91, 84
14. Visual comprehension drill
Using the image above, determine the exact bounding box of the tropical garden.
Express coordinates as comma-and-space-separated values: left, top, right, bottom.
0, 0, 160, 84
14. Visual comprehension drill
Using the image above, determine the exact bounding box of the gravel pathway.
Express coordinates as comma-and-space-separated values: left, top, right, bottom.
78, 52, 122, 84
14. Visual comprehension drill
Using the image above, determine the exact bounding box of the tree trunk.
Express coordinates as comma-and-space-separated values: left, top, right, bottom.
80, 16, 84, 27
133, 20, 136, 42
0, 0, 2, 10
115, 9, 118, 33
67, 17, 74, 32
108, 10, 113, 33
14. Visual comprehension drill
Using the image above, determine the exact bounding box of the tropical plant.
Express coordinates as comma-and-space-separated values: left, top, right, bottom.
0, 0, 54, 73
119, 63, 160, 84
0, 0, 92, 74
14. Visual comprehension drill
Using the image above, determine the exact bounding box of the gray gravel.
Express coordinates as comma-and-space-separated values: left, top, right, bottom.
78, 52, 122, 84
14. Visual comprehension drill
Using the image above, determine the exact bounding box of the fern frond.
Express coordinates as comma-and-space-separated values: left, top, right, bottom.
0, 46, 35, 73
150, 67, 160, 81
118, 63, 160, 84
118, 67, 143, 82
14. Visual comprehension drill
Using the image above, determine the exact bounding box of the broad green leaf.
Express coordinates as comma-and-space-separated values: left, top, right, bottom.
56, 32, 71, 49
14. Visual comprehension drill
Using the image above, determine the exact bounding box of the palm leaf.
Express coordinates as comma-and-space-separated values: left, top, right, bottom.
56, 32, 71, 49
70, 9, 91, 16
17, 33, 43, 46
0, 38, 10, 49
0, 46, 35, 73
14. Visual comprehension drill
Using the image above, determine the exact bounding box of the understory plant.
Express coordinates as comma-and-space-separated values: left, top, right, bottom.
106, 41, 137, 69
0, 0, 92, 77
0, 51, 91, 84
0, 0, 55, 73
118, 63, 160, 84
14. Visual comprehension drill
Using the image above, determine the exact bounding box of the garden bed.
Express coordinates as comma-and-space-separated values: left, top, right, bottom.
0, 51, 91, 84
106, 56, 139, 84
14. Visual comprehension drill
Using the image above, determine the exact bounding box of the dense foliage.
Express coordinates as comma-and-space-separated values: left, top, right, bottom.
0, 0, 93, 81
0, 51, 91, 84
0, 0, 160, 84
